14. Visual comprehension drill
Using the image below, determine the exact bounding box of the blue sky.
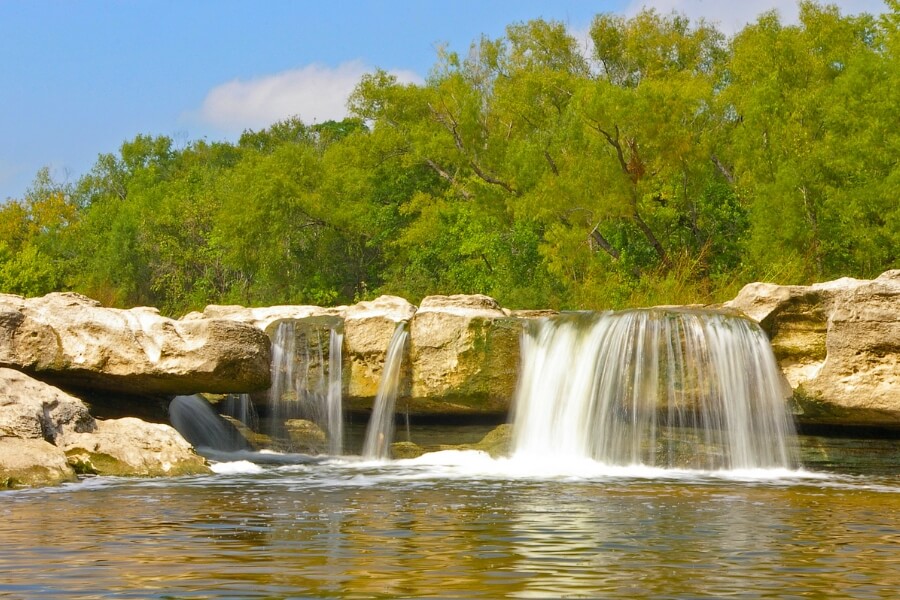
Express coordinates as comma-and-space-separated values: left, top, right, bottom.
0, 0, 888, 202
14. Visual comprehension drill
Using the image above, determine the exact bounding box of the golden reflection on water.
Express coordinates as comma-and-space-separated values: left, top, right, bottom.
1, 468, 899, 598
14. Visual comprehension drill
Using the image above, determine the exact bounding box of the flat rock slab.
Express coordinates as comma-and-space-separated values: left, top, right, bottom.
0, 292, 271, 395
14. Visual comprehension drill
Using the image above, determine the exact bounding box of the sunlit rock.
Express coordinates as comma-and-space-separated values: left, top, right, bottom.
408, 294, 523, 416
183, 302, 336, 330
60, 417, 211, 477
727, 270, 900, 428
0, 292, 271, 395
0, 437, 76, 488
340, 295, 416, 401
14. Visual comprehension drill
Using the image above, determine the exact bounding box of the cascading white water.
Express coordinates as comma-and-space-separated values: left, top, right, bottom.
362, 321, 409, 460
326, 328, 344, 456
510, 310, 800, 470
222, 393, 258, 431
268, 319, 344, 454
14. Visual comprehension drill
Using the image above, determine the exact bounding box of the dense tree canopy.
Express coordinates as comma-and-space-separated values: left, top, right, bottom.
2, 2, 897, 314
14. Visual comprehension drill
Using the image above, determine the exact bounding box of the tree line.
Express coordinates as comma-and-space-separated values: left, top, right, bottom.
2, 2, 898, 315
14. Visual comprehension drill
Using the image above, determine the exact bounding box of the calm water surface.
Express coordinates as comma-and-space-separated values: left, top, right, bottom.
2, 433, 899, 599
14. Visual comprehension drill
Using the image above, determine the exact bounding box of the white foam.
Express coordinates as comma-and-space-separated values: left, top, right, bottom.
210, 460, 265, 475
349, 449, 824, 485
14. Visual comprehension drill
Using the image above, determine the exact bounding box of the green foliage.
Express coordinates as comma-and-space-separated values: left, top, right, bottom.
4, 3, 897, 311
0, 168, 77, 296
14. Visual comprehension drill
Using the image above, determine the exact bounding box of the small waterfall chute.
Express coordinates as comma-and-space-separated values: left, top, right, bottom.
221, 393, 258, 431
362, 321, 409, 460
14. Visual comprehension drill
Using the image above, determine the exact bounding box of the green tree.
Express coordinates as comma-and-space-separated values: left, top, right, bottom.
0, 168, 77, 296
726, 2, 898, 281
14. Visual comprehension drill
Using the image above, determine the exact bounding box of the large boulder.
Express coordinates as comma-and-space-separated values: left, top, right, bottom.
0, 367, 95, 443
726, 270, 900, 429
0, 292, 271, 395
60, 417, 211, 477
408, 294, 523, 415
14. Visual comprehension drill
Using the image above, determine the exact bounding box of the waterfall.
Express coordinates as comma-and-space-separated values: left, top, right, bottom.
169, 395, 250, 452
267, 318, 344, 454
327, 327, 344, 455
222, 393, 258, 431
510, 310, 799, 470
362, 321, 409, 460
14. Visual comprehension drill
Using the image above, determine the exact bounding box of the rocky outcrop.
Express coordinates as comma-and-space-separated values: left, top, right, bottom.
407, 295, 523, 415
1, 367, 86, 486
0, 292, 271, 395
726, 270, 900, 429
0, 368, 210, 487
190, 296, 418, 408
185, 294, 526, 417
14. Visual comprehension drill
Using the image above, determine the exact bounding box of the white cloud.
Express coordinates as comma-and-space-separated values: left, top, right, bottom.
196, 60, 423, 134
624, 0, 887, 34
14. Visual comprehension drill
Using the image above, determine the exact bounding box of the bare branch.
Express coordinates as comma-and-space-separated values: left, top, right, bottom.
711, 154, 735, 184
425, 158, 473, 200
589, 222, 620, 260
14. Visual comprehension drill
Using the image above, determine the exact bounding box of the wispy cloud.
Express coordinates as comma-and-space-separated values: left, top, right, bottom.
624, 0, 886, 34
195, 60, 423, 134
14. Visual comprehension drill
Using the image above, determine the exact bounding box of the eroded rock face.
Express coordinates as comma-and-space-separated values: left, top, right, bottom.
0, 367, 95, 443
408, 295, 523, 415
188, 295, 524, 417
0, 292, 271, 395
726, 270, 900, 428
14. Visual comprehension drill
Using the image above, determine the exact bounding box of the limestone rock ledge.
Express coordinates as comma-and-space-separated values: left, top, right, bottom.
0, 368, 210, 488
203, 293, 528, 416
726, 270, 900, 429
0, 292, 271, 395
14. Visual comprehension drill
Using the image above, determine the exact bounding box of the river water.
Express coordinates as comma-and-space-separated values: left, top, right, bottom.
2, 431, 898, 599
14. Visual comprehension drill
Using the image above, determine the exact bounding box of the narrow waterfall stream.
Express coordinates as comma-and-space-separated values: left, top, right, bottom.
362, 321, 409, 460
